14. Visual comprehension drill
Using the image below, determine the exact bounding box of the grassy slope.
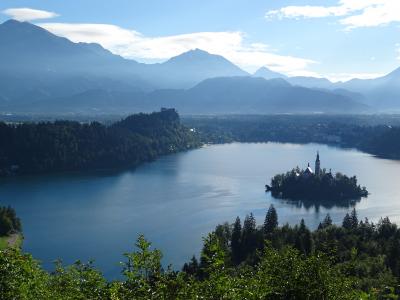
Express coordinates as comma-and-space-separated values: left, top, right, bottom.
0, 236, 8, 250
0, 234, 22, 250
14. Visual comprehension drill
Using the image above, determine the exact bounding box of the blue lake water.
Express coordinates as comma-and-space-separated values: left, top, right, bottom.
1, 142, 400, 278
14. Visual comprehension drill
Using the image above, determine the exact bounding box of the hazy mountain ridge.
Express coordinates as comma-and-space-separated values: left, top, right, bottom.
252, 65, 400, 111
0, 19, 391, 114
12, 76, 368, 114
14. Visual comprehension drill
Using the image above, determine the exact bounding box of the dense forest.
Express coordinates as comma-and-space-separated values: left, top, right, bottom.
0, 109, 201, 176
2, 206, 400, 299
267, 168, 368, 201
0, 206, 21, 236
183, 115, 400, 159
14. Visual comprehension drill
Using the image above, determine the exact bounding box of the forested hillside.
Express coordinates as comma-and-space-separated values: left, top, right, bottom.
0, 109, 200, 176
184, 115, 400, 159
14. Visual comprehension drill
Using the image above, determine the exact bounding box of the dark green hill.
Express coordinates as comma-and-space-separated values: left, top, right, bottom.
0, 109, 200, 176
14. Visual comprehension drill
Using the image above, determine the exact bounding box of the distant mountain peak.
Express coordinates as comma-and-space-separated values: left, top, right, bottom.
160, 48, 249, 86
2, 19, 18, 24
0, 18, 58, 39
1, 19, 41, 30
1, 19, 24, 26
187, 48, 209, 54
166, 48, 227, 63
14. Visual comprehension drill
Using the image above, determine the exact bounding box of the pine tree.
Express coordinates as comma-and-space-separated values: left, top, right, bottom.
263, 204, 278, 235
350, 208, 358, 229
243, 213, 256, 234
342, 213, 352, 229
295, 219, 313, 255
231, 216, 242, 264
242, 213, 257, 259
318, 214, 333, 230
387, 237, 400, 277
303, 229, 313, 255
299, 219, 306, 232
182, 255, 199, 276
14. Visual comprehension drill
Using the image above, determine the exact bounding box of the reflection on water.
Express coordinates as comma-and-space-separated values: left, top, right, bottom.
0, 142, 400, 278
278, 197, 361, 211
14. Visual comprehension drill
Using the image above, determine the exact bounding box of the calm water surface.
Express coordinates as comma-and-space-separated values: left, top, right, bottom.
1, 143, 400, 278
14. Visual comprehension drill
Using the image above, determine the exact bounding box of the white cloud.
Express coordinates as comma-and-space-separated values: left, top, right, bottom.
3, 8, 59, 22
266, 5, 347, 20
266, 0, 400, 30
38, 22, 316, 76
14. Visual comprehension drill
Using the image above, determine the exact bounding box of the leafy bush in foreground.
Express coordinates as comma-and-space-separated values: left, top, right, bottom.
1, 209, 400, 299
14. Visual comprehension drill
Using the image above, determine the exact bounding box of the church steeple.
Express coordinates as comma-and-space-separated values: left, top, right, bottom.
315, 151, 321, 175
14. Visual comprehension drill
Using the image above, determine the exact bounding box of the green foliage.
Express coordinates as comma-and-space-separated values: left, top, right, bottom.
122, 234, 163, 281
116, 234, 183, 299
191, 209, 400, 298
0, 236, 8, 249
0, 248, 51, 300
49, 260, 108, 300
2, 210, 400, 298
254, 245, 357, 300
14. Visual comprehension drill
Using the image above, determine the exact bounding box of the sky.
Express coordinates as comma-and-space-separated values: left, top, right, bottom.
0, 0, 400, 82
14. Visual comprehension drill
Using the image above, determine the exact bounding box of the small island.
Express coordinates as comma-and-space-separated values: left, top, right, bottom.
266, 152, 368, 201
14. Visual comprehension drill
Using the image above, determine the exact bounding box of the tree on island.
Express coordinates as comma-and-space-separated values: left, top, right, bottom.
267, 167, 368, 202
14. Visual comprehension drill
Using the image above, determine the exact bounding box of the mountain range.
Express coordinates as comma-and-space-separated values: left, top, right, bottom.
0, 19, 399, 114
254, 67, 400, 111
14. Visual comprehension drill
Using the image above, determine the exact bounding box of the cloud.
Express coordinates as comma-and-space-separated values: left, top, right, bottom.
266, 5, 348, 20
266, 0, 400, 30
38, 22, 316, 76
3, 8, 59, 22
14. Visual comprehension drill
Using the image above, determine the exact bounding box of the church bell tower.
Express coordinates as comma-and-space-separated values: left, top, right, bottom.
315, 151, 321, 175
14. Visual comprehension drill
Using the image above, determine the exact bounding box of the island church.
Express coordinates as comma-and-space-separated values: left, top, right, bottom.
303, 152, 321, 177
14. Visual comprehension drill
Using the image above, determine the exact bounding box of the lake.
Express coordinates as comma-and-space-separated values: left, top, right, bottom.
1, 142, 400, 278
